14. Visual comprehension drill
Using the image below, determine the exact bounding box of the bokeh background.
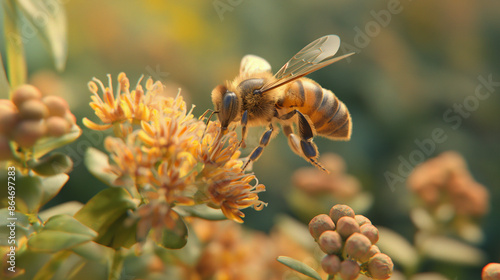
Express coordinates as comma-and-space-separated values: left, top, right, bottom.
1, 0, 499, 278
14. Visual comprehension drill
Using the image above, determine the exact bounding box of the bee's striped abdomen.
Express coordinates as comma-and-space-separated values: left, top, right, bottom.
285, 79, 351, 140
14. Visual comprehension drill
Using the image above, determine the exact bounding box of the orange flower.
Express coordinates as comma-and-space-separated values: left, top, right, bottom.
83, 73, 161, 131
207, 170, 266, 223
104, 134, 157, 188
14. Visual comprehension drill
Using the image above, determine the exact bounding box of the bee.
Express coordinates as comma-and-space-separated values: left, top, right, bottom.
208, 35, 355, 172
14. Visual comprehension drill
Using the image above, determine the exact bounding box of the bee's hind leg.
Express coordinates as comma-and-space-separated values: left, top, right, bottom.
242, 123, 274, 171
280, 110, 329, 173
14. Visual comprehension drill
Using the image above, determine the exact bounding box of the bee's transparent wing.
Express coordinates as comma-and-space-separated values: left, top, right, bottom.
240, 54, 272, 76
260, 35, 354, 93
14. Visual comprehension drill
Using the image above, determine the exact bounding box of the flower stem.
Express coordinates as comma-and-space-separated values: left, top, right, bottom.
109, 248, 124, 280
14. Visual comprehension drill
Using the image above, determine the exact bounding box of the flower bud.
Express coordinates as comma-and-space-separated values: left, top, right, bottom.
355, 215, 371, 226
360, 224, 379, 244
482, 263, 500, 280
318, 230, 343, 255
329, 204, 355, 224
368, 253, 393, 280
336, 216, 360, 239
46, 116, 71, 137
0, 104, 19, 135
11, 85, 42, 107
344, 233, 371, 261
13, 120, 47, 148
309, 214, 335, 240
43, 96, 69, 117
360, 245, 381, 263
18, 99, 49, 120
321, 254, 341, 275
340, 259, 360, 280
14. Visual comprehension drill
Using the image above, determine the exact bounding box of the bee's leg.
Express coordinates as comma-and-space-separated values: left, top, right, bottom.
279, 110, 328, 173
295, 110, 329, 173
282, 125, 302, 157
242, 123, 274, 171
239, 110, 248, 148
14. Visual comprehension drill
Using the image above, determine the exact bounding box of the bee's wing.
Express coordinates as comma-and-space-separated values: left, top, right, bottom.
260, 35, 354, 93
240, 54, 272, 76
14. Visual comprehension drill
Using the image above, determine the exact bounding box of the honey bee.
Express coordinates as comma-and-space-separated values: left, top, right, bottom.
208, 35, 355, 172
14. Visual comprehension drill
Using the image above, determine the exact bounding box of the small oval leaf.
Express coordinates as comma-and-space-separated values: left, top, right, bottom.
30, 153, 73, 176
159, 211, 188, 249
84, 147, 118, 186
33, 125, 82, 158
28, 230, 94, 253
277, 256, 322, 280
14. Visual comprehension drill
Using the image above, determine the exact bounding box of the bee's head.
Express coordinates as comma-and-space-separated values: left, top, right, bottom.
211, 85, 239, 131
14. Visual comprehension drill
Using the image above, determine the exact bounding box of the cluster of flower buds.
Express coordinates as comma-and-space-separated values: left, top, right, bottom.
483, 263, 500, 280
0, 85, 76, 160
408, 151, 489, 218
309, 204, 393, 280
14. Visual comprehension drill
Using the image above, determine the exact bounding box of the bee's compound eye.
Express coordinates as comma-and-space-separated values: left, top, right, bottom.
219, 91, 238, 128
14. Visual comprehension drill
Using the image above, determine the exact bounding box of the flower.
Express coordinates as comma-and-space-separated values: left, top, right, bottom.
207, 170, 266, 223
83, 73, 161, 131
407, 151, 489, 218
87, 73, 267, 229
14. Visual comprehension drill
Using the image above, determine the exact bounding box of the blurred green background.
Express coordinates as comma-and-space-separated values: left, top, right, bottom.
2, 0, 499, 278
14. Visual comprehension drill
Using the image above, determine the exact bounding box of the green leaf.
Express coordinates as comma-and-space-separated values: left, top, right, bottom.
0, 172, 68, 214
277, 256, 322, 280
33, 251, 72, 280
43, 214, 97, 237
158, 211, 188, 249
28, 230, 94, 253
74, 188, 138, 248
85, 147, 118, 186
28, 215, 97, 253
29, 153, 73, 176
71, 241, 113, 263
0, 209, 30, 245
39, 173, 69, 207
97, 213, 137, 249
39, 201, 83, 221
15, 0, 68, 71
417, 233, 486, 266
376, 227, 419, 271
174, 204, 227, 221
0, 53, 10, 97
13, 174, 43, 214
2, 0, 27, 89
33, 124, 82, 158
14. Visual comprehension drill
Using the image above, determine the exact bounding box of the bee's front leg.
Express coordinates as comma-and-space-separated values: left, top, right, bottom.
242, 123, 274, 171
239, 110, 248, 148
